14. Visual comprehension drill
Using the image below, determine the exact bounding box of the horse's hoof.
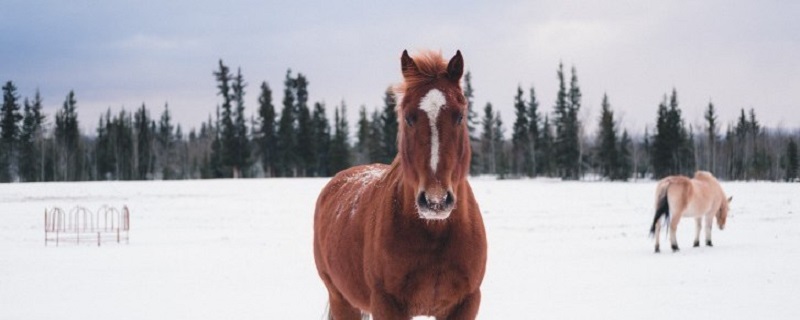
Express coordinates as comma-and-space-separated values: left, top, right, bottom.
655, 246, 660, 253
671, 244, 680, 252
693, 241, 700, 247
706, 240, 713, 247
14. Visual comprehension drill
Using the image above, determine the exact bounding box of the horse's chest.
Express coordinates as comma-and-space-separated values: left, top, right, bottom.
376, 239, 476, 313
390, 260, 471, 314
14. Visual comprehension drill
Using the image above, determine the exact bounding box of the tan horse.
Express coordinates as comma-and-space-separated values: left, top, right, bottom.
649, 171, 731, 253
314, 50, 487, 319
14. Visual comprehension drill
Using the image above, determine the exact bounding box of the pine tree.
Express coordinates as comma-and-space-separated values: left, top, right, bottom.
481, 103, 497, 174
540, 116, 555, 177
1, 81, 22, 181
652, 89, 691, 178
213, 59, 235, 178
294, 73, 313, 176
276, 69, 297, 176
704, 102, 718, 172
158, 104, 175, 179
494, 111, 508, 179
381, 88, 398, 164
527, 86, 540, 177
134, 104, 153, 179
552, 63, 582, 180
232, 67, 250, 178
463, 71, 480, 175
511, 85, 529, 177
368, 110, 384, 163
311, 102, 331, 176
329, 101, 351, 174
785, 139, 798, 182
616, 130, 633, 181
565, 65, 583, 179
18, 93, 45, 182
54, 90, 81, 181
257, 81, 277, 177
356, 105, 370, 165
596, 93, 618, 179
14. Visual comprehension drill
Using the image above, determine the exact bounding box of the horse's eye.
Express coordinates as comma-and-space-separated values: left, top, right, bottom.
405, 114, 416, 127
454, 112, 464, 125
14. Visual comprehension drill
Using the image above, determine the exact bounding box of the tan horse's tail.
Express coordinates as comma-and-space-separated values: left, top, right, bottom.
649, 179, 671, 236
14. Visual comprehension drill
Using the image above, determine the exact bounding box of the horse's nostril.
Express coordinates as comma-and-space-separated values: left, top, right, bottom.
445, 191, 455, 207
417, 192, 428, 208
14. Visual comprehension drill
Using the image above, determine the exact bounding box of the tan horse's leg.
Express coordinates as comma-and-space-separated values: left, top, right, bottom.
669, 216, 680, 252
654, 216, 663, 253
704, 214, 714, 247
693, 217, 702, 247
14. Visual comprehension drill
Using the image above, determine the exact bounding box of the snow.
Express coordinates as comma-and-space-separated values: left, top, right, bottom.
1, 179, 799, 319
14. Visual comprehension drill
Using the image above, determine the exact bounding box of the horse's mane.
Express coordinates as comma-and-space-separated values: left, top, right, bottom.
393, 50, 449, 104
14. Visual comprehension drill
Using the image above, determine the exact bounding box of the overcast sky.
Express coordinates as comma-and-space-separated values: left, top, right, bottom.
2, 0, 798, 137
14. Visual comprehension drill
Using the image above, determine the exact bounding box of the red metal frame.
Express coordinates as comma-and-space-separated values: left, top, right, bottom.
44, 205, 130, 246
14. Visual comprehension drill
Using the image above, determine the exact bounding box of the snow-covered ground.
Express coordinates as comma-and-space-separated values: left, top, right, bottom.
1, 178, 798, 319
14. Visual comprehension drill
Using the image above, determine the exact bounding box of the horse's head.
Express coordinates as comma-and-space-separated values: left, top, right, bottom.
395, 50, 470, 220
718, 196, 732, 230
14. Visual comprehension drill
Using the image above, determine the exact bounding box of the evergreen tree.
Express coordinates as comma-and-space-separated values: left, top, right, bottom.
54, 90, 81, 181
553, 63, 583, 180
652, 89, 691, 178
511, 85, 529, 177
355, 105, 370, 165
540, 116, 555, 177
480, 102, 497, 174
1, 81, 22, 181
704, 102, 718, 172
616, 130, 633, 181
596, 93, 619, 179
276, 69, 297, 176
232, 67, 250, 178
18, 92, 45, 182
566, 65, 583, 179
785, 139, 798, 182
368, 110, 384, 163
257, 81, 277, 177
527, 86, 540, 177
329, 101, 351, 174
213, 60, 235, 177
463, 71, 480, 175
134, 104, 153, 179
310, 102, 331, 176
380, 88, 398, 164
158, 104, 175, 179
494, 111, 508, 179
295, 73, 313, 176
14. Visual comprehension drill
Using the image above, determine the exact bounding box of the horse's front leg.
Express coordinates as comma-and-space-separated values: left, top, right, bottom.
693, 217, 702, 247
704, 214, 714, 247
369, 291, 408, 320
438, 290, 481, 320
669, 217, 680, 252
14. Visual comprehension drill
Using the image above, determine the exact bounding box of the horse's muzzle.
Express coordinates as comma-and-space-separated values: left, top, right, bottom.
417, 190, 455, 219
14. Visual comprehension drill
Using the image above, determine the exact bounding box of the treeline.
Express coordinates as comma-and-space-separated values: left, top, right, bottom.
1, 61, 798, 183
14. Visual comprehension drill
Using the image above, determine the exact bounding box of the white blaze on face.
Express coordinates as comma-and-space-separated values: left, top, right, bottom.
419, 89, 446, 173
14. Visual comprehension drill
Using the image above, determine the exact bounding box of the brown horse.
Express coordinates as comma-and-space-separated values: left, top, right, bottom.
649, 171, 732, 253
313, 50, 487, 319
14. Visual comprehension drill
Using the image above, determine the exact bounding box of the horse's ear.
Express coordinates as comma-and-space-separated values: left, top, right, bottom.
727, 196, 733, 203
447, 50, 464, 82
401, 50, 419, 79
